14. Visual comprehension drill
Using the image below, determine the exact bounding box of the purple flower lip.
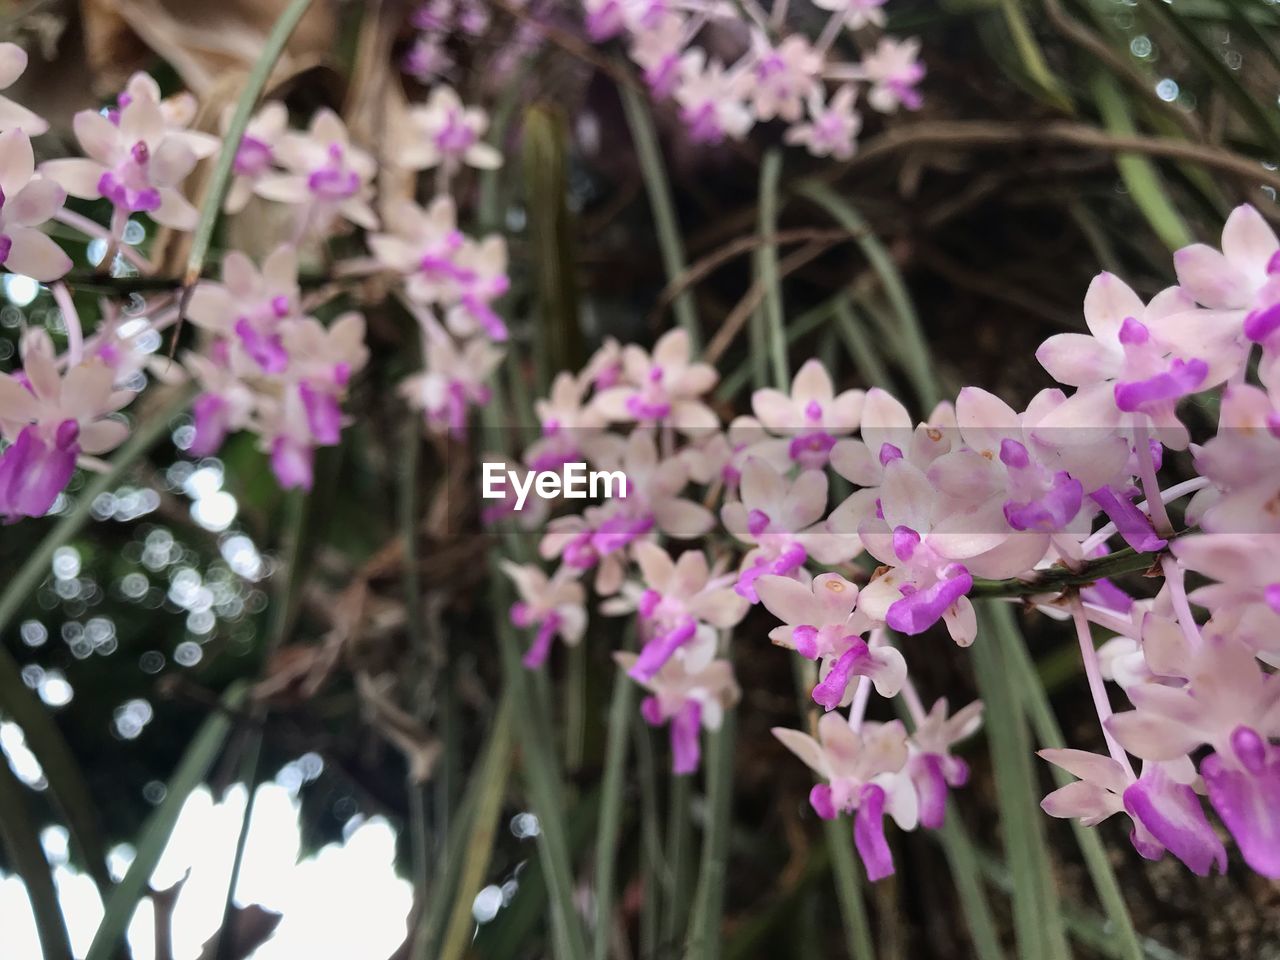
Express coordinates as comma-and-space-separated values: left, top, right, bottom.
885, 564, 972, 636
1244, 301, 1280, 343
878, 442, 903, 467
1113, 358, 1208, 412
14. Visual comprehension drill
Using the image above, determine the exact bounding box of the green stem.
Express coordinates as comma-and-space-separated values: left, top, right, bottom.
969, 539, 1171, 598
592, 647, 638, 960
619, 80, 700, 349
758, 149, 788, 391
796, 183, 939, 410
0, 384, 193, 895
0, 752, 72, 960
834, 295, 894, 391
182, 0, 315, 284
661, 773, 693, 953
682, 705, 736, 960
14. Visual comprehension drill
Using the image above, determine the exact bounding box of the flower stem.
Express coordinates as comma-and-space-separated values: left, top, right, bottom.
1132, 422, 1173, 537
758, 148, 789, 391
1069, 598, 1135, 778
1160, 554, 1204, 650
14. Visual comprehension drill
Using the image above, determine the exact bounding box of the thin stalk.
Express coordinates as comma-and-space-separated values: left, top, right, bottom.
661, 773, 693, 953
683, 705, 737, 960
971, 603, 1070, 960
1069, 599, 1135, 776
0, 384, 193, 896
593, 635, 638, 960
758, 148, 788, 391
834, 296, 894, 391
619, 80, 700, 348
634, 718, 663, 960
493, 571, 589, 959
796, 183, 939, 409
182, 0, 315, 286
999, 617, 1146, 960
0, 752, 73, 960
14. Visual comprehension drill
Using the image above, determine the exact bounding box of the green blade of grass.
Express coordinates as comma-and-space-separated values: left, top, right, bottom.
0, 384, 193, 895
971, 603, 1070, 960
619, 80, 701, 349
437, 697, 516, 960
834, 296, 894, 392
0, 749, 73, 960
592, 641, 638, 960
995, 0, 1075, 111
796, 183, 940, 410
86, 682, 248, 960
758, 148, 788, 391
182, 0, 314, 285
1092, 73, 1192, 251
997, 608, 1144, 960
682, 701, 737, 960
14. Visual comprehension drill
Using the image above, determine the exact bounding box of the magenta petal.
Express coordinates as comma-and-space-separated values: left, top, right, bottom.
670, 700, 703, 776
1123, 771, 1227, 877
629, 618, 697, 682
1004, 472, 1083, 532
1244, 301, 1280, 343
521, 612, 560, 669
1113, 358, 1209, 412
640, 695, 663, 727
0, 424, 79, 520
891, 525, 920, 563
1089, 487, 1167, 553
811, 641, 871, 711
190, 393, 230, 458
885, 567, 973, 636
911, 753, 949, 830
809, 783, 838, 820
270, 437, 314, 491
792, 624, 819, 659
234, 318, 287, 373
1202, 737, 1280, 878
854, 784, 895, 882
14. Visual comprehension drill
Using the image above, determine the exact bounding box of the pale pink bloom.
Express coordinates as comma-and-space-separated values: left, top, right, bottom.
773, 715, 917, 880
592, 329, 718, 434
183, 350, 256, 458
0, 128, 71, 281
399, 86, 502, 175
1040, 749, 1225, 876
400, 320, 502, 439
42, 73, 216, 229
1035, 273, 1244, 451
585, 0, 628, 42
603, 542, 747, 680
1173, 204, 1276, 313
722, 459, 859, 601
0, 43, 48, 135
523, 371, 607, 474
256, 109, 378, 232
503, 561, 588, 668
223, 101, 288, 213
0, 329, 132, 518
629, 13, 687, 97
908, 699, 982, 828
578, 336, 623, 393
756, 571, 905, 709
746, 33, 822, 124
620, 651, 739, 774
679, 415, 789, 490
186, 246, 300, 373
673, 49, 753, 144
443, 235, 510, 341
750, 358, 865, 468
1186, 383, 1280, 535
1172, 533, 1280, 660
858, 37, 925, 113
403, 34, 455, 82
480, 457, 552, 529
812, 0, 889, 30
540, 429, 714, 594
829, 388, 953, 495
784, 85, 862, 160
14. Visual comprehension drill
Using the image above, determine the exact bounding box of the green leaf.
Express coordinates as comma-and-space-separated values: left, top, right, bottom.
86, 682, 249, 960
1092, 73, 1193, 251
796, 184, 941, 410
182, 0, 315, 285
995, 0, 1076, 111
758, 148, 788, 392
593, 647, 638, 960
971, 603, 1070, 960
620, 79, 701, 349
683, 703, 737, 960
0, 750, 73, 960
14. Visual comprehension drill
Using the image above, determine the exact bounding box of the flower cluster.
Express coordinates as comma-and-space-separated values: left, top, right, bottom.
505, 205, 1280, 883
0, 43, 510, 504
585, 0, 924, 156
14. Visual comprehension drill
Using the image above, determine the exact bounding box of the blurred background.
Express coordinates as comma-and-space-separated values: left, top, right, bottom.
2, 0, 1280, 957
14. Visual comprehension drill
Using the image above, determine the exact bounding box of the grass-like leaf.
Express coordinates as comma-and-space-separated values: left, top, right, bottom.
86, 681, 249, 960
593, 642, 638, 960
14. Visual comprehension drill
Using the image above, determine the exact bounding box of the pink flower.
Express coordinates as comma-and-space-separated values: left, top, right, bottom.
746, 33, 822, 124
223, 101, 288, 214
503, 562, 588, 668
400, 317, 503, 439
750, 358, 865, 469
0, 329, 132, 519
256, 109, 378, 233
773, 715, 917, 880
186, 246, 300, 373
0, 43, 48, 135
592, 329, 718, 433
673, 50, 753, 145
859, 38, 925, 114
398, 86, 501, 176
784, 86, 862, 161
43, 72, 217, 229
0, 128, 71, 281
604, 541, 748, 681
908, 699, 982, 829
756, 572, 905, 709
619, 651, 740, 775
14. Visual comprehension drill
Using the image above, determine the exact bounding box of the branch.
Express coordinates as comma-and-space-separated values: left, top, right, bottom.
968, 537, 1181, 599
